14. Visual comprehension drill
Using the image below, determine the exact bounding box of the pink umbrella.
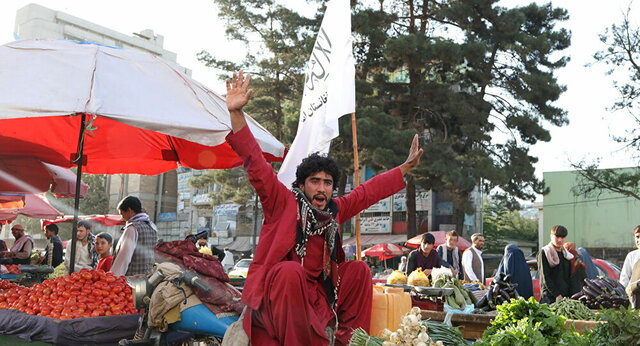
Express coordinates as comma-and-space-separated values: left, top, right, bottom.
405, 231, 471, 251
0, 158, 89, 197
362, 243, 409, 260
44, 214, 125, 227
0, 193, 63, 221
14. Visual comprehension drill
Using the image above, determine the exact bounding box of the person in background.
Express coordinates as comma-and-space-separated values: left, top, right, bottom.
405, 233, 446, 276
111, 195, 158, 276
398, 256, 407, 272
538, 225, 573, 303
564, 242, 587, 296
65, 220, 98, 273
577, 247, 598, 280
95, 232, 113, 272
196, 236, 226, 261
620, 225, 640, 288
40, 224, 64, 267
494, 244, 533, 299
437, 230, 463, 279
462, 233, 485, 282
0, 237, 6, 253
0, 224, 34, 264
221, 247, 235, 272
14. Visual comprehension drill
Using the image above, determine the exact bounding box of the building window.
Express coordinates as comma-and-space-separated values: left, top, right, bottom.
393, 212, 407, 222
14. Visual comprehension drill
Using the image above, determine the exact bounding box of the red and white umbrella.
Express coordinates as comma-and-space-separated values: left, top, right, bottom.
0, 158, 89, 197
0, 39, 285, 174
43, 214, 125, 227
362, 243, 409, 260
0, 193, 63, 223
0, 39, 286, 271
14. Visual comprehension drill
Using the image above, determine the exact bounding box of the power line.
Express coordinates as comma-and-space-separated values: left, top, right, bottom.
543, 195, 637, 208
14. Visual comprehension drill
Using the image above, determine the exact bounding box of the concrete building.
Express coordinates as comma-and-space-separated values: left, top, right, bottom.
13, 3, 190, 240
541, 169, 640, 265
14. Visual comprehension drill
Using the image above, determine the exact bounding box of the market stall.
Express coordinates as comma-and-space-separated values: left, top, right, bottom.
0, 269, 138, 344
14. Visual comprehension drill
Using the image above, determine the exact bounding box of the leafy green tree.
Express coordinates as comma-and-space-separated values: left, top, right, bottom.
53, 173, 109, 216
354, 0, 570, 237
574, 5, 640, 199
189, 168, 254, 205
482, 198, 537, 254
197, 0, 318, 143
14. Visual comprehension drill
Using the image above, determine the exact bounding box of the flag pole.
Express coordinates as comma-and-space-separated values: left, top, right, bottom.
351, 112, 362, 260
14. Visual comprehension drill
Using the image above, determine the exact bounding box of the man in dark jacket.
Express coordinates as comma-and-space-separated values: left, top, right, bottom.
538, 225, 573, 304
41, 224, 64, 267
406, 233, 446, 276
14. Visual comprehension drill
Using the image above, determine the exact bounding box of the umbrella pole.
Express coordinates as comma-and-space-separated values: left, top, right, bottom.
68, 113, 87, 274
351, 112, 362, 261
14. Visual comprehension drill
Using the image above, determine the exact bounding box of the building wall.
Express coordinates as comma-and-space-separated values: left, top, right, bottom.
542, 170, 640, 250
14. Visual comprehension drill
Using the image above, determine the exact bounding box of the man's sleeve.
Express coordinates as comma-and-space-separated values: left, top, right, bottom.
538, 250, 559, 297
226, 126, 289, 220
405, 252, 416, 275
110, 226, 138, 276
461, 250, 478, 281
335, 168, 405, 223
620, 252, 634, 287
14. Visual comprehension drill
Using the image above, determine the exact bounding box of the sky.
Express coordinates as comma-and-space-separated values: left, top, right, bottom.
0, 0, 639, 182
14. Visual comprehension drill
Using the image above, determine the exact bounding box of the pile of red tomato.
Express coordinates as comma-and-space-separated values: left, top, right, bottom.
5, 265, 21, 274
0, 279, 18, 290
0, 268, 136, 319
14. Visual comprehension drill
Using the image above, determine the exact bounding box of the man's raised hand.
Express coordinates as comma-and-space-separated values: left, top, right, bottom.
399, 134, 424, 175
226, 71, 253, 112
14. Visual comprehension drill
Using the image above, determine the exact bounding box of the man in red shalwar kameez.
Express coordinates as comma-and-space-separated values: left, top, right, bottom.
225, 71, 424, 345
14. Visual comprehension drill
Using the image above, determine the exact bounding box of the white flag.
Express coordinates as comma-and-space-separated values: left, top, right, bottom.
277, 0, 355, 187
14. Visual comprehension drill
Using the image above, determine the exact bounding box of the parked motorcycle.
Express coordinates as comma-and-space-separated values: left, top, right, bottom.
119, 232, 240, 345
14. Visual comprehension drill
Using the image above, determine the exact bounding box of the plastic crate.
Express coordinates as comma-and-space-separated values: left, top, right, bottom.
411, 296, 444, 311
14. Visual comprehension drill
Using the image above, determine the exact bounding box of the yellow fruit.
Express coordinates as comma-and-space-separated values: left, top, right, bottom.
407, 268, 430, 287
386, 270, 408, 284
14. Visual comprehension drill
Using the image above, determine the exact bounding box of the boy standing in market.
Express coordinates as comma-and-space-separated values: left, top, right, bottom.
538, 225, 573, 303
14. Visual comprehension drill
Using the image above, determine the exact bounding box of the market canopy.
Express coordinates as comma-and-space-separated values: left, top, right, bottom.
0, 39, 286, 174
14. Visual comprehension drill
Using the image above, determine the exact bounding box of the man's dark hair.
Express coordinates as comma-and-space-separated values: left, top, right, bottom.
292, 153, 340, 190
96, 232, 113, 244
44, 224, 59, 234
633, 225, 640, 234
117, 195, 143, 213
551, 225, 568, 237
422, 233, 436, 244
77, 220, 92, 230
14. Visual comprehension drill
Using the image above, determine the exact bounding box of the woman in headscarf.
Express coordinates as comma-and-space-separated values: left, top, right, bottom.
577, 247, 598, 279
494, 244, 533, 299
564, 242, 587, 296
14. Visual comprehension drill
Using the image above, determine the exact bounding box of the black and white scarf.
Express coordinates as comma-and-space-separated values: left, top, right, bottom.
292, 188, 340, 305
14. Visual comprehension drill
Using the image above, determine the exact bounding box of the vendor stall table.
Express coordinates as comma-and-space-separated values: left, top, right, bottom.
420, 310, 602, 339
0, 309, 138, 345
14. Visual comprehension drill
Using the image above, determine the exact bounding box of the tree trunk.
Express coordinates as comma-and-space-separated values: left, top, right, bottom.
453, 206, 466, 237
406, 176, 417, 239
